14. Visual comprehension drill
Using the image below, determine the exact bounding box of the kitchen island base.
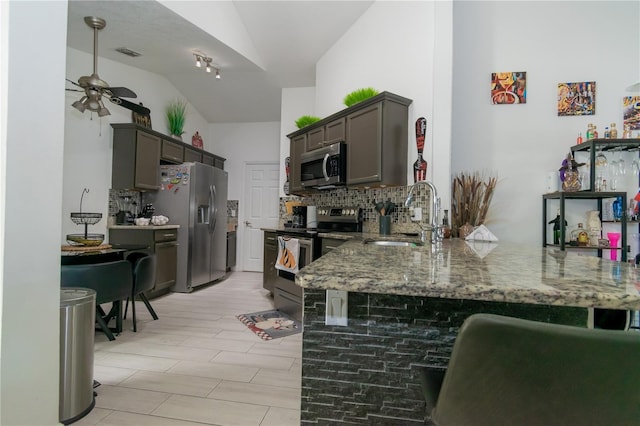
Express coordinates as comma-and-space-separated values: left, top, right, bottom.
301, 289, 588, 425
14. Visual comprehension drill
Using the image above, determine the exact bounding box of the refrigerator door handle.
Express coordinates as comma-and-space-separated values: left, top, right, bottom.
209, 184, 218, 233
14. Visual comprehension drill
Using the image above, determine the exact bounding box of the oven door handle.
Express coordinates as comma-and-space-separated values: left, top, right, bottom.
322, 153, 330, 181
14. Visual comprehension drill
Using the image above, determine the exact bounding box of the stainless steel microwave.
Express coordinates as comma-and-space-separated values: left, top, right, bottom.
300, 142, 346, 189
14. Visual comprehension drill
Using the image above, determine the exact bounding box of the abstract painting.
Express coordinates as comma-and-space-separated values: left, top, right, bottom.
557, 82, 595, 116
623, 96, 640, 130
491, 71, 526, 104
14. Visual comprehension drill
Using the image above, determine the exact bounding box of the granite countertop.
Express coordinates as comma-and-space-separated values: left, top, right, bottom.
296, 237, 640, 310
108, 224, 179, 230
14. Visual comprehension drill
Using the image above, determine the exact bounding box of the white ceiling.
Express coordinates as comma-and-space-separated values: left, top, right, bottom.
66, 0, 374, 123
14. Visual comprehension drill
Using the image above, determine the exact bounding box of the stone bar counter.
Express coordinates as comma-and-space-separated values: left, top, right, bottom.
295, 237, 640, 425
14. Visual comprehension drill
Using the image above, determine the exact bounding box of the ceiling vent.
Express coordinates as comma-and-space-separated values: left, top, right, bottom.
115, 47, 141, 57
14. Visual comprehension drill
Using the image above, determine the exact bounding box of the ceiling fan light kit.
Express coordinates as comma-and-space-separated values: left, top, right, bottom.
193, 53, 220, 79
67, 16, 150, 117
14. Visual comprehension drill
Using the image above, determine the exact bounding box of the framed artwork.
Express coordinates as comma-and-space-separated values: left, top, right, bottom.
491, 71, 526, 104
132, 104, 152, 129
557, 82, 595, 116
623, 96, 640, 130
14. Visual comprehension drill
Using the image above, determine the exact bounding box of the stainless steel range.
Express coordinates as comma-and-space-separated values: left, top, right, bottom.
274, 207, 362, 319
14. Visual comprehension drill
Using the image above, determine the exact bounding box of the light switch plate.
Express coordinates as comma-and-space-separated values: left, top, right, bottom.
325, 289, 348, 326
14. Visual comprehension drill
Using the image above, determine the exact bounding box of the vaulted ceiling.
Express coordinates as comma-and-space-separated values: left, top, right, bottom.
66, 0, 374, 123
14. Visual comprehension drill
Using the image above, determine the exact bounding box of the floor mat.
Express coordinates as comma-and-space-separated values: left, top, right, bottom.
236, 309, 302, 340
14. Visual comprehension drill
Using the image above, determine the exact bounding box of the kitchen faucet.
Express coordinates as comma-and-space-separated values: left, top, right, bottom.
405, 180, 442, 244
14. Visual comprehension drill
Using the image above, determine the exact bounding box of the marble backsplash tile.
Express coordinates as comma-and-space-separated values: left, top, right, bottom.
280, 185, 437, 234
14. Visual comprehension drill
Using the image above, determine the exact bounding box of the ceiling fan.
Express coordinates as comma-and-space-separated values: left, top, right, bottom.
67, 16, 150, 116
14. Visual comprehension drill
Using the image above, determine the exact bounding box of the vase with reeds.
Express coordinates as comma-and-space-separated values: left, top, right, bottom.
451, 171, 497, 238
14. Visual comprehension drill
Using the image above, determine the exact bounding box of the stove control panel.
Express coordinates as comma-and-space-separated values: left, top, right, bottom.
317, 206, 361, 223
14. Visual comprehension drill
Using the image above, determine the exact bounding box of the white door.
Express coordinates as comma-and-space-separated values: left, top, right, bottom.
242, 162, 280, 271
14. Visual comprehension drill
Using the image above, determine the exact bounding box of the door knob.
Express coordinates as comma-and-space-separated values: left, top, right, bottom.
245, 221, 252, 227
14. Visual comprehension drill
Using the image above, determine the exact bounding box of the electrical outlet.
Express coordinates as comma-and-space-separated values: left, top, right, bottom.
410, 207, 422, 221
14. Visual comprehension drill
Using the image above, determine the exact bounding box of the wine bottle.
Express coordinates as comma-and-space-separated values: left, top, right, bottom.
414, 117, 428, 183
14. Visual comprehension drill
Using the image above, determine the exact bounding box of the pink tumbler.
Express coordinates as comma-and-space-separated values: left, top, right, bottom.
607, 232, 621, 261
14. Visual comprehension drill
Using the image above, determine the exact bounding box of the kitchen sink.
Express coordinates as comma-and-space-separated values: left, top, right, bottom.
363, 239, 424, 247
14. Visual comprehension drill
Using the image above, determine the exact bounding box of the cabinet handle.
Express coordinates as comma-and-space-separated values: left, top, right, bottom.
156, 242, 178, 248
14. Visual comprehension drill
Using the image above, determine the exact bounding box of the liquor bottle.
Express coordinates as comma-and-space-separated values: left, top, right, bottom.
593, 125, 599, 139
576, 132, 583, 144
413, 117, 428, 182
570, 223, 589, 247
610, 123, 618, 139
442, 209, 451, 239
604, 127, 610, 139
586, 123, 594, 140
548, 209, 567, 245
623, 124, 632, 139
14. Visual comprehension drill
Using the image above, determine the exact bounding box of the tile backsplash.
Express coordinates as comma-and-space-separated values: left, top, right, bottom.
280, 185, 435, 234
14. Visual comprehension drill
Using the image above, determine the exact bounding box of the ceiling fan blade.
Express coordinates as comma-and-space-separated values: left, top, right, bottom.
108, 87, 137, 98
66, 78, 83, 88
65, 88, 85, 93
110, 97, 150, 115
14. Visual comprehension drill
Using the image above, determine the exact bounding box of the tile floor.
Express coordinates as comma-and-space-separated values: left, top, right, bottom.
76, 271, 302, 426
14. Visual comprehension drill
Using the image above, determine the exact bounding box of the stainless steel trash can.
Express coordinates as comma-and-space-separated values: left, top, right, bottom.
60, 288, 96, 424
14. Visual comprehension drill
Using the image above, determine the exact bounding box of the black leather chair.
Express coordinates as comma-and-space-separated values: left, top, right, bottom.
61, 260, 133, 341
420, 313, 640, 426
124, 252, 158, 332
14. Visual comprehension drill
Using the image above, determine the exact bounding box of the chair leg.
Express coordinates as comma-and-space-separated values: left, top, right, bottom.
140, 293, 159, 320
123, 297, 130, 320
95, 309, 115, 341
132, 294, 137, 333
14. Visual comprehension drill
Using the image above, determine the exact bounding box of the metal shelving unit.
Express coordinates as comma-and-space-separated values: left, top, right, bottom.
542, 191, 628, 262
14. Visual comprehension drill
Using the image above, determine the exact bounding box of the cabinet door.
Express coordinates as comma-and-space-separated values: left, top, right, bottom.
202, 153, 215, 167
346, 103, 382, 185
263, 232, 278, 292
290, 134, 307, 193
184, 147, 203, 163
325, 117, 346, 144
307, 127, 325, 151
213, 156, 225, 169
155, 241, 178, 290
161, 139, 184, 163
134, 131, 161, 190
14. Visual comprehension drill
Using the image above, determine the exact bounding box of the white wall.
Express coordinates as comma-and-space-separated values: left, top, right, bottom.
209, 121, 280, 270
279, 87, 315, 197
2, 1, 67, 424
314, 1, 453, 206
63, 47, 210, 241
451, 1, 640, 244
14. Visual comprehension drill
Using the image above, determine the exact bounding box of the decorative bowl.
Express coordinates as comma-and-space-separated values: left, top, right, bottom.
66, 233, 105, 246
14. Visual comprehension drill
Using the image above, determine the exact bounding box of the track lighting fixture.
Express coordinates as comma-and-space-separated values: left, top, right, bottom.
193, 52, 220, 79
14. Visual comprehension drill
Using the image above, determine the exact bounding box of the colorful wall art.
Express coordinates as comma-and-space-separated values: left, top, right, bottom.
557, 82, 596, 116
623, 96, 640, 130
491, 72, 526, 104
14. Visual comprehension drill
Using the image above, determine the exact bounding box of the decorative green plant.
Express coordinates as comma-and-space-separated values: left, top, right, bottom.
343, 87, 379, 107
295, 115, 321, 129
166, 98, 187, 137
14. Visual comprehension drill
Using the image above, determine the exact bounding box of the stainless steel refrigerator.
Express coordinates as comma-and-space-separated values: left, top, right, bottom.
147, 162, 228, 293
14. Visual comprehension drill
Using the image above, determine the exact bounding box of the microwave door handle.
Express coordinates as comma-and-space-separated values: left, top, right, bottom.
322, 153, 330, 181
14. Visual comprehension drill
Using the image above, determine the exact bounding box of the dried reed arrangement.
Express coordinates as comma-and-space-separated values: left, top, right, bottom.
451, 171, 497, 237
